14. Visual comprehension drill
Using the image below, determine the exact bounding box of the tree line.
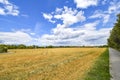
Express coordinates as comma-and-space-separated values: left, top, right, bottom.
108, 14, 120, 50
0, 44, 42, 49
0, 44, 108, 53
0, 44, 108, 49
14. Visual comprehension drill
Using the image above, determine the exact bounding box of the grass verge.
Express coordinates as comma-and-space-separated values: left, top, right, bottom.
83, 48, 110, 80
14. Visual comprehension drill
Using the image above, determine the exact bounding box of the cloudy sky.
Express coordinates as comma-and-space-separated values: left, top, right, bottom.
0, 0, 120, 46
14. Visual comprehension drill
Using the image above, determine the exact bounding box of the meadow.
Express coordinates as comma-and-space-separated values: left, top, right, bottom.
0, 48, 107, 80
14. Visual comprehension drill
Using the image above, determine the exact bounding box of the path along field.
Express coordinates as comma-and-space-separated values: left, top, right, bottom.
0, 48, 106, 80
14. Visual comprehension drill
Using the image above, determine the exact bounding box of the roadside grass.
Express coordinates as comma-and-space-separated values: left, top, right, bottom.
83, 48, 110, 80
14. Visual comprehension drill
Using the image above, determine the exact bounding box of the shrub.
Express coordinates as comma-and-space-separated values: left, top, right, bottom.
0, 47, 8, 53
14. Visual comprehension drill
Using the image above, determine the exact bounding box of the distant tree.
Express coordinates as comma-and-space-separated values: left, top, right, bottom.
108, 14, 120, 50
0, 46, 7, 53
27, 45, 33, 49
18, 44, 26, 49
7, 45, 17, 49
47, 45, 53, 48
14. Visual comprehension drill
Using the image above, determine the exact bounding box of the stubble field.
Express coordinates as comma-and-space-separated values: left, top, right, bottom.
0, 48, 106, 80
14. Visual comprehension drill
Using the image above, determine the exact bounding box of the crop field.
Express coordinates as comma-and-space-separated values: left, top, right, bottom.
0, 48, 106, 80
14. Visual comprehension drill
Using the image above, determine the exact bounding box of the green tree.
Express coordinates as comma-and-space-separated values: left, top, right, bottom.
0, 46, 7, 53
18, 44, 26, 49
47, 45, 53, 48
108, 14, 120, 50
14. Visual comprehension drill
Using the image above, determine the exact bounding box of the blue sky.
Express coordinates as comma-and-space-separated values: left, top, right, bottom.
0, 0, 120, 46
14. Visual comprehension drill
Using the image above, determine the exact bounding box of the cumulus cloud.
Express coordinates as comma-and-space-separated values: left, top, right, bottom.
0, 0, 19, 16
55, 7, 85, 26
43, 13, 55, 23
40, 21, 112, 46
0, 31, 33, 44
43, 6, 86, 27
74, 0, 98, 9
41, 6, 113, 46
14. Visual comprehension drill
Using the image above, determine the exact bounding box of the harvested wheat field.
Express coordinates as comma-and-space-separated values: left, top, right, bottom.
0, 48, 106, 80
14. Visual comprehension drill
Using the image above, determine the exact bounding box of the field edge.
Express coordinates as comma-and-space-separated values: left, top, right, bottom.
83, 48, 110, 80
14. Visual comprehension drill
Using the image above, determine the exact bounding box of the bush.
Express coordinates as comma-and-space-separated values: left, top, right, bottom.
46, 45, 53, 48
0, 47, 8, 53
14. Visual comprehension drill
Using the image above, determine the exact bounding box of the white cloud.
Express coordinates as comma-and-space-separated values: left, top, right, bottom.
39, 21, 112, 46
11, 28, 32, 34
89, 11, 110, 24
103, 15, 110, 23
54, 7, 85, 26
0, 8, 5, 15
55, 8, 63, 14
0, 0, 19, 16
41, 6, 112, 46
89, 1, 120, 24
108, 1, 120, 14
0, 31, 33, 44
43, 6, 86, 27
43, 13, 55, 23
89, 10, 103, 18
74, 0, 98, 9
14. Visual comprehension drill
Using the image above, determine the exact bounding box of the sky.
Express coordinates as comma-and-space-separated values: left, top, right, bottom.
0, 0, 120, 46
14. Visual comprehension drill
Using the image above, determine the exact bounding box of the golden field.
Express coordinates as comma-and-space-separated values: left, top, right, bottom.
0, 48, 106, 80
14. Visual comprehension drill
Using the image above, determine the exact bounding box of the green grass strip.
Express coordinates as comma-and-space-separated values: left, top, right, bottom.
83, 48, 110, 80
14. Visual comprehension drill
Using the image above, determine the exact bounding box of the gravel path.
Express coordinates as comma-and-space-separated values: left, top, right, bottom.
109, 48, 120, 80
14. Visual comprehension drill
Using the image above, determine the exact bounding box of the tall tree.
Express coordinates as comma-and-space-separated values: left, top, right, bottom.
108, 14, 120, 50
